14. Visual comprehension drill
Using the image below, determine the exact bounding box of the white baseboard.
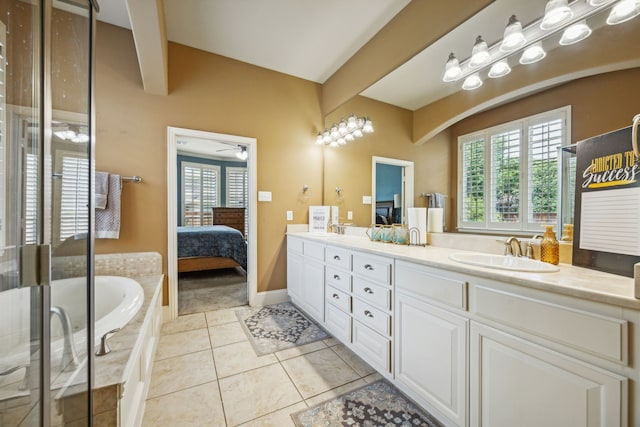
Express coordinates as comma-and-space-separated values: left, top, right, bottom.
253, 289, 290, 307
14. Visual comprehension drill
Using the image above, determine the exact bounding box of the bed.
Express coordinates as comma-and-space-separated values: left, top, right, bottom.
177, 225, 247, 272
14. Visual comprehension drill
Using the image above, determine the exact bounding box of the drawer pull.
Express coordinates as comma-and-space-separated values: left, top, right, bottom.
333, 274, 340, 280
333, 255, 341, 261
363, 287, 374, 294
364, 310, 374, 318
332, 293, 340, 300
364, 264, 374, 271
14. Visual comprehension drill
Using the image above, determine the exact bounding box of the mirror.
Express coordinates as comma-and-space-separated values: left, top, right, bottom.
321, 3, 639, 231
372, 157, 414, 225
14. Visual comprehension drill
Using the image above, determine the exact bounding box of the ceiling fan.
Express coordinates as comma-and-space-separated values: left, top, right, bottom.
216, 144, 248, 160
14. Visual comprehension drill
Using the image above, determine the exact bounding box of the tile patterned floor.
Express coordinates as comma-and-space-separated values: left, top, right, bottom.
142, 306, 382, 427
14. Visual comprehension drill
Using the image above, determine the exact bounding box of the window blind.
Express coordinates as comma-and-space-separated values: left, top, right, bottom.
491, 129, 521, 224
461, 137, 485, 225
24, 153, 38, 244
59, 155, 89, 241
226, 167, 248, 234
182, 162, 219, 226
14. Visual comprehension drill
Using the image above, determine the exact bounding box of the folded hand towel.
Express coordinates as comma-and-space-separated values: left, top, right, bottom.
95, 171, 109, 209
429, 192, 445, 209
95, 174, 121, 239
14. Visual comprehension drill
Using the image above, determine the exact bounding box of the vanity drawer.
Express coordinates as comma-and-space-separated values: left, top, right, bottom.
303, 240, 325, 261
325, 265, 351, 293
353, 298, 390, 336
472, 285, 628, 365
395, 260, 467, 310
326, 246, 351, 270
352, 319, 391, 373
353, 277, 390, 310
325, 303, 351, 344
353, 254, 392, 285
326, 285, 351, 314
287, 237, 303, 254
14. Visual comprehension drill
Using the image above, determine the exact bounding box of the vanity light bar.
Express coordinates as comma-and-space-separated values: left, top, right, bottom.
315, 114, 374, 147
444, 0, 627, 90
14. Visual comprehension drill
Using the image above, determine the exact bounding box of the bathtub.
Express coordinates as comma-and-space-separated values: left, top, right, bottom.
0, 276, 144, 376
51, 276, 145, 349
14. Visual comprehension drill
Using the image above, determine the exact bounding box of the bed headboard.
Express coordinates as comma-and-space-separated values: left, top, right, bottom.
212, 207, 245, 236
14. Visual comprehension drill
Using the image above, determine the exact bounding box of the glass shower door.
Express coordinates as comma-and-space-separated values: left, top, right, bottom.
0, 1, 50, 425
0, 0, 95, 425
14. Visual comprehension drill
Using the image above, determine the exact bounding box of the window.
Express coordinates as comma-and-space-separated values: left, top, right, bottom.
58, 153, 89, 241
458, 106, 570, 233
182, 162, 220, 226
226, 166, 248, 234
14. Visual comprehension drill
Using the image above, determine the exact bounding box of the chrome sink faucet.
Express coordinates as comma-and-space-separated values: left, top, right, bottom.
50, 306, 80, 371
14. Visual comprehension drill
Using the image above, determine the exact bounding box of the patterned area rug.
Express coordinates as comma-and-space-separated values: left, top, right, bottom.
292, 380, 443, 427
236, 302, 329, 355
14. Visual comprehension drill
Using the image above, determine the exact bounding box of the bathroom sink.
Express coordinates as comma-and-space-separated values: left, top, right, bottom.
448, 252, 559, 273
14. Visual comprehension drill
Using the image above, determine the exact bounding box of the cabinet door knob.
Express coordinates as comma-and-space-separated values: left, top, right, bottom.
333, 255, 340, 260
364, 264, 374, 271
333, 274, 340, 280
364, 287, 374, 294
332, 293, 339, 299
364, 310, 374, 318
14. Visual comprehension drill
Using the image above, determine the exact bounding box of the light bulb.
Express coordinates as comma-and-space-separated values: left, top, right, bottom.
541, 0, 574, 30
345, 134, 355, 142
469, 36, 490, 69
363, 119, 374, 133
606, 0, 640, 24
315, 133, 324, 145
322, 129, 332, 144
560, 21, 592, 45
462, 73, 483, 90
488, 61, 511, 78
347, 114, 357, 130
338, 120, 348, 135
442, 52, 463, 82
500, 15, 526, 52
330, 124, 339, 139
353, 129, 363, 138
520, 43, 546, 64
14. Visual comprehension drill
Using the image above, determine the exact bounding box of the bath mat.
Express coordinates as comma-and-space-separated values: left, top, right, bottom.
236, 302, 329, 355
292, 380, 443, 427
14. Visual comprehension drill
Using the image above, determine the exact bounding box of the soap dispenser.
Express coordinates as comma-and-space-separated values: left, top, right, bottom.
540, 225, 559, 265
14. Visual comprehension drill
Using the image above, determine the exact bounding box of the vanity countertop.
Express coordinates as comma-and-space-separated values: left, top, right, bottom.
288, 232, 639, 310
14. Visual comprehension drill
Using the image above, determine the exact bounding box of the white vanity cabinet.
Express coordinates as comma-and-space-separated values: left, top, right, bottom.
286, 234, 640, 427
470, 322, 626, 427
468, 279, 630, 427
394, 261, 469, 427
287, 236, 325, 321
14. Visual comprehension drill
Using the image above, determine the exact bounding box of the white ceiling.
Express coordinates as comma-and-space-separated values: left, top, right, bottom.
96, 0, 625, 113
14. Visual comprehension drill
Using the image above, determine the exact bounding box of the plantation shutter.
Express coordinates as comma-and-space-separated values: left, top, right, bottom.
460, 136, 485, 227
226, 167, 248, 234
490, 128, 521, 228
24, 153, 38, 244
59, 155, 89, 240
182, 162, 219, 226
527, 117, 564, 228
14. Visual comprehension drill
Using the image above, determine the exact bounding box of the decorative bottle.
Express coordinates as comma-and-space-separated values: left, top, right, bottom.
540, 225, 559, 265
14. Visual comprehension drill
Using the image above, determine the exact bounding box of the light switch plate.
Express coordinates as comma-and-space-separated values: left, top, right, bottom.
286, 211, 293, 221
362, 196, 372, 205
347, 211, 353, 220
258, 191, 272, 202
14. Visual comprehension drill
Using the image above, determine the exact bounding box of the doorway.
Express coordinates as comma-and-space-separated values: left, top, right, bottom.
167, 127, 257, 321
371, 156, 414, 225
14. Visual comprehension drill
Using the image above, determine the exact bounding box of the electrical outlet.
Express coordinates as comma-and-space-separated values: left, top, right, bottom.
347, 211, 353, 220
362, 196, 372, 205
286, 211, 293, 221
258, 191, 272, 202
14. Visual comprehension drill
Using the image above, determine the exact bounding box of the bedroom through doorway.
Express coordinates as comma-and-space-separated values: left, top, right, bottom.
167, 127, 258, 320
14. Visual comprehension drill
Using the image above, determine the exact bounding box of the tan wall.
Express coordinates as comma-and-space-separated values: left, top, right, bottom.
95, 23, 325, 302
448, 67, 640, 232
323, 96, 451, 226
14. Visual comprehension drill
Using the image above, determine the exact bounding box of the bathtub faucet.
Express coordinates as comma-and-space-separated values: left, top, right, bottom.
50, 306, 80, 371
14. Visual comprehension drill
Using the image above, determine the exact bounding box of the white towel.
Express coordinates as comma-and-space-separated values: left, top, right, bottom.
429, 193, 445, 208
95, 171, 109, 209
95, 174, 122, 239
